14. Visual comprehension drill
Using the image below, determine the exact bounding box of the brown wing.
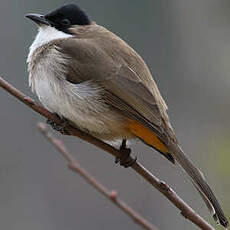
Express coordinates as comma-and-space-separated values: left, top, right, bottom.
55, 31, 175, 144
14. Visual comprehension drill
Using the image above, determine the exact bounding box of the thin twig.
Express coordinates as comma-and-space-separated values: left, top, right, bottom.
0, 76, 215, 230
38, 122, 158, 230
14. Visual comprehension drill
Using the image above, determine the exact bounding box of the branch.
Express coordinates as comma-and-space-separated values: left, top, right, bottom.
37, 122, 158, 230
0, 76, 215, 230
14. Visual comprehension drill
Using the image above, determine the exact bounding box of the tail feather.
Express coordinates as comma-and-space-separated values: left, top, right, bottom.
169, 143, 229, 228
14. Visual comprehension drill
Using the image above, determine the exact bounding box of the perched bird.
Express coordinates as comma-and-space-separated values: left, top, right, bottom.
26, 4, 228, 227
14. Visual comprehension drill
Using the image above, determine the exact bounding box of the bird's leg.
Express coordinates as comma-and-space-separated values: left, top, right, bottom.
46, 113, 71, 135
115, 139, 137, 168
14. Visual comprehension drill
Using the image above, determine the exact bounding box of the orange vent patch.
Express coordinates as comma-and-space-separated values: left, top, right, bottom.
128, 120, 168, 154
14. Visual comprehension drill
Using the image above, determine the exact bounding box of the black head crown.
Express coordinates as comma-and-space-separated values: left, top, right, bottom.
26, 3, 91, 33
45, 3, 91, 31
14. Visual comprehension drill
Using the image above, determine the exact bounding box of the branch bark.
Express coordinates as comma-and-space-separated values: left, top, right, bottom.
38, 122, 158, 230
0, 76, 215, 230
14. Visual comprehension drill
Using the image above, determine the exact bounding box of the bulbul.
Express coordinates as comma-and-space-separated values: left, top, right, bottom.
26, 4, 228, 227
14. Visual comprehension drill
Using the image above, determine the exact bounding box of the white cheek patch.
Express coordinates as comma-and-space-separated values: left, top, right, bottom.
27, 26, 73, 63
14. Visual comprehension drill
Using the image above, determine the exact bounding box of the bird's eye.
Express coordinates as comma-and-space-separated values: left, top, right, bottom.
61, 19, 70, 26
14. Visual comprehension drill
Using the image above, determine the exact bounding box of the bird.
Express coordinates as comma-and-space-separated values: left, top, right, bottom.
25, 3, 228, 227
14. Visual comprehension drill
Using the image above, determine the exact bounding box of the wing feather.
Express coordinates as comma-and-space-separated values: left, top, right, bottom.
56, 36, 171, 142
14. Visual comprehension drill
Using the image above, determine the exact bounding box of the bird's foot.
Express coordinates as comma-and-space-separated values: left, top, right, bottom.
115, 139, 137, 168
46, 114, 71, 135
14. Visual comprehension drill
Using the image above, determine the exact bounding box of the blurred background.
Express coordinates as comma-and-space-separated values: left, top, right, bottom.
0, 0, 230, 229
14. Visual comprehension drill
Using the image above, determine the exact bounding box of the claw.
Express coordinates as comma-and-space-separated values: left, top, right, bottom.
46, 114, 70, 135
115, 139, 137, 168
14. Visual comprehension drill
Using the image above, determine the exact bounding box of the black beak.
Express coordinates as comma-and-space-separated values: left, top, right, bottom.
25, 13, 51, 26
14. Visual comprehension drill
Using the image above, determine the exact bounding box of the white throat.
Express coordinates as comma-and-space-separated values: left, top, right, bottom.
27, 26, 73, 63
